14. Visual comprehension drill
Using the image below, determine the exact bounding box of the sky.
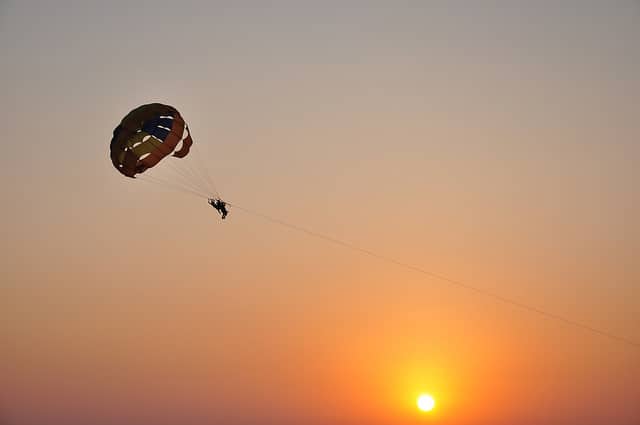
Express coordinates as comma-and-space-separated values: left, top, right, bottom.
1, 1, 639, 424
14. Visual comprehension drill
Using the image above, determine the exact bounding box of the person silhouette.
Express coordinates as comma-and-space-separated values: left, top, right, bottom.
208, 198, 228, 219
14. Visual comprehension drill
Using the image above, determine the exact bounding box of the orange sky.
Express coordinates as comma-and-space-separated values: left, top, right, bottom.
1, 2, 639, 424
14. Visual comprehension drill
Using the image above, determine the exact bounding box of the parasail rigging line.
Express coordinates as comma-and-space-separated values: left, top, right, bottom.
190, 143, 220, 199
144, 136, 212, 197
164, 157, 212, 196
137, 174, 209, 199
226, 201, 640, 350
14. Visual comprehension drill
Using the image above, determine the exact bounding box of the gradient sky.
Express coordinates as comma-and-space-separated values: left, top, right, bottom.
1, 1, 639, 424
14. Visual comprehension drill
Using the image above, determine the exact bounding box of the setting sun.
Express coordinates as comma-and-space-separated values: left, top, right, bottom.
417, 394, 436, 412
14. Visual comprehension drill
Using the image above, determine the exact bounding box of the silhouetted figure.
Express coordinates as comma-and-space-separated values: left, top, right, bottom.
208, 198, 228, 219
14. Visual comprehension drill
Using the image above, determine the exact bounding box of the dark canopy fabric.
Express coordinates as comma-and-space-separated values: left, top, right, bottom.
110, 103, 193, 178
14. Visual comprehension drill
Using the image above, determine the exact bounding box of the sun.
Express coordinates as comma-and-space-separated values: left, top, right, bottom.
417, 394, 436, 412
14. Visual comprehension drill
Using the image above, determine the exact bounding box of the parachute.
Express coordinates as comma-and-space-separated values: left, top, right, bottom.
110, 103, 193, 178
110, 103, 222, 205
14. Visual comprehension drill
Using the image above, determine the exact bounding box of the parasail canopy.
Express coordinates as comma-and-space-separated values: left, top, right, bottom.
110, 103, 193, 178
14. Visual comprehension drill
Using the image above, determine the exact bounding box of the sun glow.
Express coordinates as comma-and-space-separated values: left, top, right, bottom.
417, 394, 436, 412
